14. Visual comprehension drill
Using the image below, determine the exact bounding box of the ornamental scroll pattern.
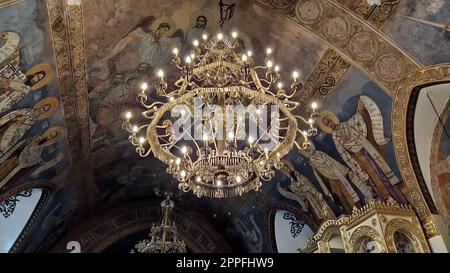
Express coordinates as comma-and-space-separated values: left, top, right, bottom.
283, 212, 306, 238
346, 226, 387, 253
251, 0, 422, 95
0, 189, 33, 218
47, 0, 90, 160
392, 64, 450, 238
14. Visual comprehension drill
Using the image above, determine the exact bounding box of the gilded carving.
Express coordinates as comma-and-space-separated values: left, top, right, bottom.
384, 218, 430, 253
392, 64, 450, 237
347, 226, 386, 253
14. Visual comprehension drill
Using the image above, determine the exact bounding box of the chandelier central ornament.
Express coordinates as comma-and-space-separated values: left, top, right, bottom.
123, 32, 318, 198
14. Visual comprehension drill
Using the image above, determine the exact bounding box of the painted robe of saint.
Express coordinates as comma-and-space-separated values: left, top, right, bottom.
1, 64, 53, 115
106, 16, 182, 68
0, 97, 58, 163
318, 95, 408, 203
299, 142, 373, 213
0, 127, 64, 189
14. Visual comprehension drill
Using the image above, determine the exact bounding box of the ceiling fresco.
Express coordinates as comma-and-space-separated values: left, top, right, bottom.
0, 0, 71, 193
0, 0, 448, 253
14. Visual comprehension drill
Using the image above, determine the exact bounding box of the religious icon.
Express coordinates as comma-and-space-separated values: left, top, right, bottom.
0, 97, 59, 163
0, 127, 64, 189
358, 237, 382, 253
318, 95, 408, 204
299, 142, 373, 213
105, 16, 183, 68
1, 63, 53, 115
393, 231, 416, 253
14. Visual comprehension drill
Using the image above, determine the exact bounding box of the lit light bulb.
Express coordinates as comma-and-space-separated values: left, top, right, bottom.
139, 137, 145, 144
157, 69, 164, 79
190, 53, 195, 60
311, 102, 318, 110
308, 118, 314, 125
277, 82, 283, 89
141, 82, 148, 90
293, 71, 299, 80
217, 33, 223, 40
248, 136, 254, 144
175, 158, 181, 165
228, 131, 234, 139
236, 176, 242, 183
193, 40, 199, 47
274, 65, 280, 72
232, 31, 238, 39
247, 51, 253, 57
216, 180, 223, 186
196, 176, 202, 183
180, 170, 187, 177
242, 54, 248, 62
181, 146, 188, 154
302, 131, 308, 136
256, 109, 262, 115
173, 48, 179, 55
132, 125, 138, 133
266, 48, 272, 55
203, 134, 209, 141
169, 97, 175, 102
125, 112, 132, 120
202, 34, 208, 41
185, 56, 192, 64
180, 109, 186, 116
267, 60, 273, 68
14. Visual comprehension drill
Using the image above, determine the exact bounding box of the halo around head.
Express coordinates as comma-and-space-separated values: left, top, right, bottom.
318, 111, 340, 134
189, 9, 217, 30
41, 126, 65, 147
152, 17, 177, 37
26, 63, 53, 90
33, 97, 59, 120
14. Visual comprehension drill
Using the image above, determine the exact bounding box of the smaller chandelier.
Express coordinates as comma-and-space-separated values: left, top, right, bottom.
123, 31, 318, 198
131, 197, 186, 253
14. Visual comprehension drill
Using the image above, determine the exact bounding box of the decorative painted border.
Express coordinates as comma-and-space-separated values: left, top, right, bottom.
430, 100, 450, 229
251, 0, 422, 96
392, 63, 450, 237
296, 0, 400, 114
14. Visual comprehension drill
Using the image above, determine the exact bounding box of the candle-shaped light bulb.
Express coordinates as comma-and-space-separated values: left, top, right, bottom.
242, 54, 248, 62
217, 33, 224, 40
180, 170, 187, 177
173, 48, 179, 55
125, 111, 132, 120
169, 97, 175, 102
228, 131, 234, 139
190, 53, 195, 60
266, 48, 272, 55
216, 180, 223, 186
193, 40, 199, 47
175, 158, 181, 165
202, 34, 208, 41
277, 82, 283, 89
139, 137, 145, 145
132, 125, 138, 133
196, 176, 202, 183
185, 56, 192, 64
203, 134, 209, 142
311, 102, 318, 110
308, 118, 314, 125
274, 65, 280, 72
181, 146, 187, 154
232, 31, 238, 39
247, 50, 253, 57
236, 176, 242, 183
248, 136, 254, 144
267, 60, 273, 68
141, 82, 148, 91
264, 147, 269, 159
157, 69, 164, 79
293, 71, 299, 81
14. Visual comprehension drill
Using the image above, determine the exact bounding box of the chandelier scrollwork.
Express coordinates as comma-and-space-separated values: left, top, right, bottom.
132, 197, 186, 253
123, 31, 318, 198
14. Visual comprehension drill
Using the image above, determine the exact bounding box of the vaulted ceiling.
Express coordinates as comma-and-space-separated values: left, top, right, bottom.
1, 0, 449, 253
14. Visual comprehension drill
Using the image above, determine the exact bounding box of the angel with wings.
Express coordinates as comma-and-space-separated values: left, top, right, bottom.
105, 16, 183, 68
318, 95, 408, 204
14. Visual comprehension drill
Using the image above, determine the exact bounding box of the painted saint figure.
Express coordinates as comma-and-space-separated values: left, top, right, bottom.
184, 15, 208, 47
299, 142, 373, 213
105, 16, 182, 68
0, 127, 64, 189
1, 63, 53, 115
0, 97, 58, 163
318, 96, 407, 203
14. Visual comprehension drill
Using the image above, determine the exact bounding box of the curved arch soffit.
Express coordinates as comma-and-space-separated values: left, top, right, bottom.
392, 63, 450, 237
250, 0, 423, 95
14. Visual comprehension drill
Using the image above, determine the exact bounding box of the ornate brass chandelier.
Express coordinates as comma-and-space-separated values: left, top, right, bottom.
132, 197, 186, 253
123, 32, 318, 198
